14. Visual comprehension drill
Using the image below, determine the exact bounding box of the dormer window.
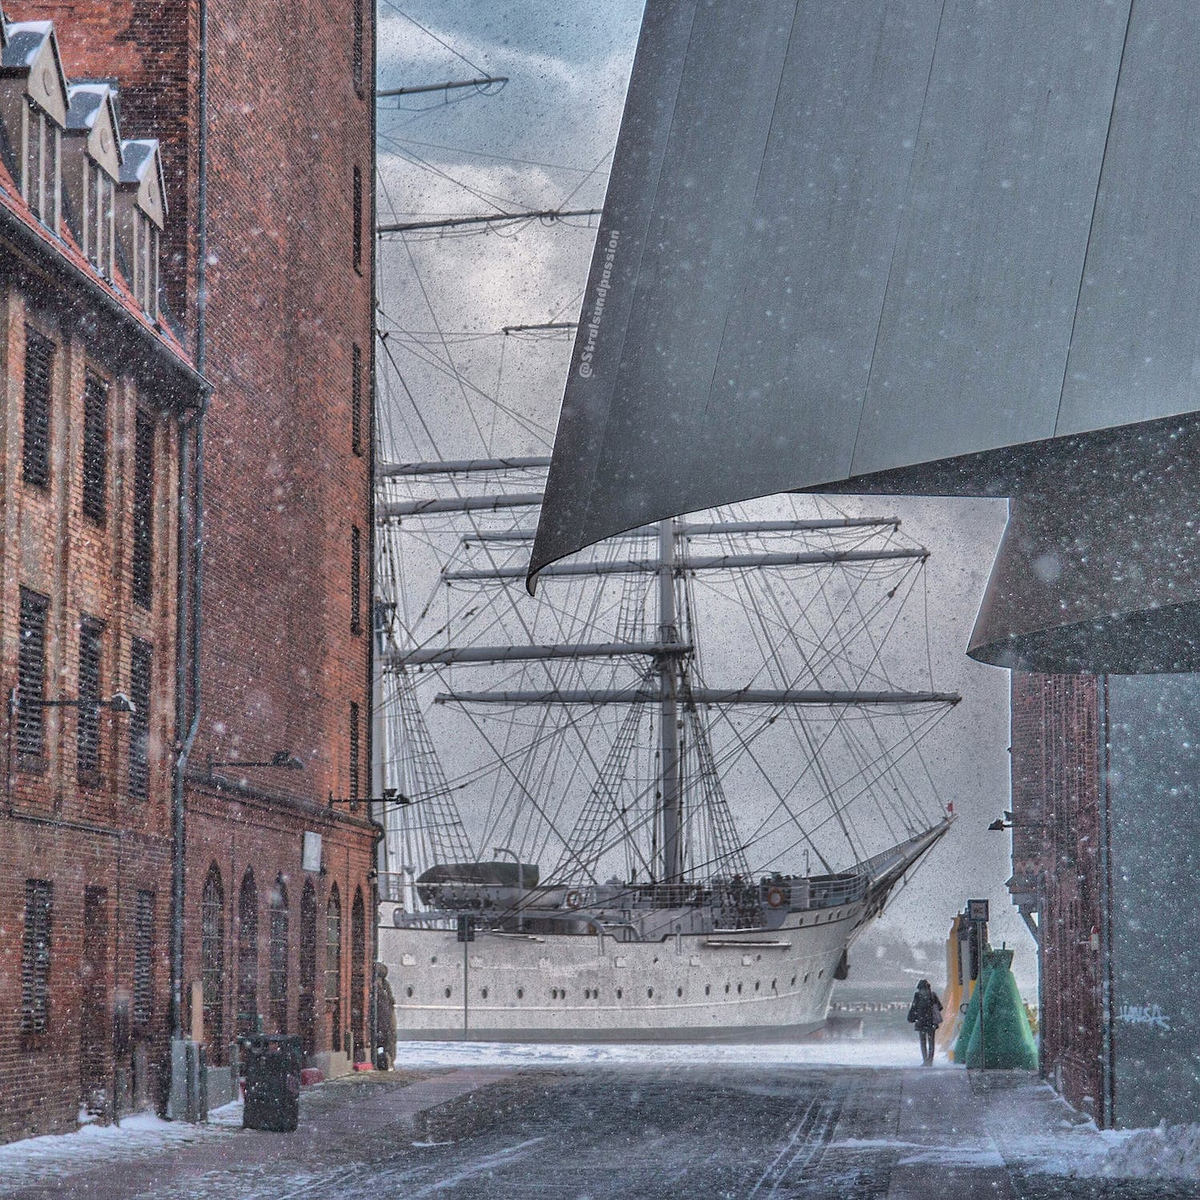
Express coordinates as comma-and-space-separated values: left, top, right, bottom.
86, 158, 115, 277
130, 209, 158, 315
64, 84, 122, 279
0, 22, 68, 230
117, 139, 167, 320
23, 98, 60, 226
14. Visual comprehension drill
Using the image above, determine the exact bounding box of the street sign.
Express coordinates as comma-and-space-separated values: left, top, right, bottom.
457, 914, 476, 943
967, 898, 990, 923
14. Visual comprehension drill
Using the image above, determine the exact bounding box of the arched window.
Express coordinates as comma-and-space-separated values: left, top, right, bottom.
237, 869, 258, 1036
326, 886, 342, 1052
351, 888, 366, 1057
201, 865, 225, 1058
299, 880, 318, 1057
269, 878, 289, 1034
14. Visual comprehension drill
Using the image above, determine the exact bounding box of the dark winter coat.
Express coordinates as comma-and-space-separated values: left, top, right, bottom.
907, 986, 943, 1033
375, 974, 397, 1065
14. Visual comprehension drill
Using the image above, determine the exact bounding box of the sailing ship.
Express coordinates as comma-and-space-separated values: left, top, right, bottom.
373, 456, 961, 1041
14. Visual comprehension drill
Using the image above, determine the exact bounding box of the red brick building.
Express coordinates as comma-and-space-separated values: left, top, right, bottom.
1010, 670, 1200, 1131
0, 8, 205, 1140
1008, 672, 1107, 1121
1, 0, 377, 1139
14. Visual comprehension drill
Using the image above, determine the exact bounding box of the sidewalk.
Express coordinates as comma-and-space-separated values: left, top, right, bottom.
872, 1067, 1116, 1198
1, 1068, 512, 1199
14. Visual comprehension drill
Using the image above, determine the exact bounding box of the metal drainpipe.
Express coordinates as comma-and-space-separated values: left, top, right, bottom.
170, 0, 209, 1046
367, 0, 380, 1070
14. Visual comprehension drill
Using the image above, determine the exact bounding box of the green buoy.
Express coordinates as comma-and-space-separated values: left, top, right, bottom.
961, 948, 1037, 1070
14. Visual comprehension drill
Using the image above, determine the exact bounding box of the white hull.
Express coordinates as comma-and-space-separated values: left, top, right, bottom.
378, 900, 867, 1042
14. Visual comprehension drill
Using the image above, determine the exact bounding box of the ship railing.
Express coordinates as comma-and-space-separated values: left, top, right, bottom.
377, 871, 411, 904
385, 913, 459, 931
630, 882, 711, 908
796, 873, 869, 909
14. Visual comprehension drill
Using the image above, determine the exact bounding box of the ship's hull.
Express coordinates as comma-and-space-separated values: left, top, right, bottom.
378, 899, 867, 1042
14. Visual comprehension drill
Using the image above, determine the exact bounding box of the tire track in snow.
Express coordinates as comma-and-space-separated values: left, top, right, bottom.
747, 1086, 846, 1198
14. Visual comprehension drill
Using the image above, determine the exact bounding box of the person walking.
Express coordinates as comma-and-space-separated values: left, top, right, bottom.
374, 963, 398, 1071
907, 978, 943, 1066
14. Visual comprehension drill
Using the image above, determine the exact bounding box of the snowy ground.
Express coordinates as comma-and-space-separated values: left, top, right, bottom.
0, 1101, 243, 1193
394, 1036, 933, 1070
2, 1059, 1199, 1196
1070, 1123, 1200, 1181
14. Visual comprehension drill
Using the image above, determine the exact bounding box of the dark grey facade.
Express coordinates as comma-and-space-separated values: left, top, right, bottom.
1106, 674, 1200, 1128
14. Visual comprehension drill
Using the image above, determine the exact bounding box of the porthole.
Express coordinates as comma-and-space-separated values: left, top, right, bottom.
517, 988, 524, 999
481, 987, 489, 1000
705, 984, 711, 996
790, 975, 797, 986
676, 986, 683, 998
755, 981, 760, 992
737, 982, 743, 995
552, 988, 559, 1000
804, 973, 810, 983
562, 989, 568, 999
444, 987, 452, 998
771, 979, 777, 991
818, 970, 824, 979
617, 988, 623, 999
647, 987, 654, 998
406, 985, 413, 998
756, 954, 762, 962
724, 983, 731, 995
431, 956, 438, 964
653, 956, 659, 964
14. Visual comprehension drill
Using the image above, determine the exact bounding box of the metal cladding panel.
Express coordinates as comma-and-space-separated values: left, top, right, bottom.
530, 0, 1200, 585
536, 0, 942, 576
1057, 8, 1200, 434
966, 417, 1200, 674
851, 1, 1127, 473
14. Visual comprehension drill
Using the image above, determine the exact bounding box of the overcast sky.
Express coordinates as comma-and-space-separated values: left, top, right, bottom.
375, 1, 1032, 982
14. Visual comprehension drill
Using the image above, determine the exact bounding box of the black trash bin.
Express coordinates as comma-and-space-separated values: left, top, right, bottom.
242, 1035, 302, 1132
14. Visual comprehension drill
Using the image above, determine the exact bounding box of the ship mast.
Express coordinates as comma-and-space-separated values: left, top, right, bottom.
657, 518, 683, 883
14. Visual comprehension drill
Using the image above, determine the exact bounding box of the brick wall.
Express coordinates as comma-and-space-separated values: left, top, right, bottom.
12, 0, 201, 326
0, 253, 191, 1137
10, 0, 379, 1078
181, 794, 376, 1063
0, 822, 171, 1142
187, 0, 377, 1066
1009, 671, 1106, 1120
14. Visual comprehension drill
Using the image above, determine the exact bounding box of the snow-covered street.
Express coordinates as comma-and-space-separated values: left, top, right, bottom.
2, 1052, 1198, 1198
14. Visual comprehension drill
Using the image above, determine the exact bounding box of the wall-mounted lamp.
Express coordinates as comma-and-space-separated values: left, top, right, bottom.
4, 690, 136, 816
328, 786, 409, 807
207, 749, 304, 778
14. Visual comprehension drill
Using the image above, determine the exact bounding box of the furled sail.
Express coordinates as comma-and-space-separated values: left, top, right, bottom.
531, 0, 1200, 669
